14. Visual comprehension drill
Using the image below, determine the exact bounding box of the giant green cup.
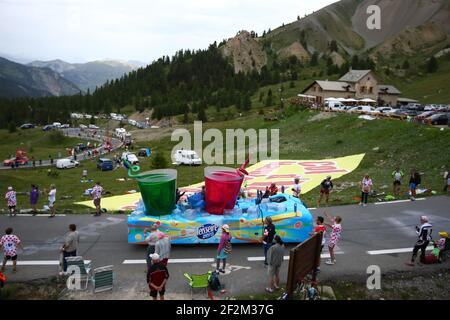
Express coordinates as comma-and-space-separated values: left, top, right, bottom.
133, 169, 177, 216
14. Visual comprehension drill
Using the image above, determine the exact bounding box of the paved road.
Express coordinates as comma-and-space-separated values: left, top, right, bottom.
0, 128, 122, 170
1, 196, 449, 298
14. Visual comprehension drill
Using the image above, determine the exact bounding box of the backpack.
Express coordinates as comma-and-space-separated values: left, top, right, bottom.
224, 241, 232, 254
208, 271, 221, 291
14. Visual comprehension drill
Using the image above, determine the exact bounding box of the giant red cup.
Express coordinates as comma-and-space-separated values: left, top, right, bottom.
204, 166, 244, 215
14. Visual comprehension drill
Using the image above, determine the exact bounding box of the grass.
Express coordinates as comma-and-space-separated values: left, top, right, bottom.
1, 108, 449, 213
0, 128, 85, 161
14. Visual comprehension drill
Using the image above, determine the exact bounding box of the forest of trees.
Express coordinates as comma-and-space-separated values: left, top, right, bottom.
0, 40, 380, 129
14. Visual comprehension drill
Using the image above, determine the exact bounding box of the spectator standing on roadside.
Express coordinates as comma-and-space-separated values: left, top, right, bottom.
291, 177, 302, 198
0, 228, 23, 273
60, 224, 79, 275
216, 224, 231, 273
317, 176, 333, 207
265, 235, 285, 293
406, 216, 432, 266
324, 212, 342, 266
155, 232, 171, 266
409, 169, 421, 201
444, 169, 450, 195
144, 225, 159, 269
147, 253, 169, 300
360, 174, 373, 207
5, 187, 17, 217
262, 217, 276, 267
47, 184, 57, 218
392, 167, 404, 197
92, 182, 103, 216
30, 184, 39, 216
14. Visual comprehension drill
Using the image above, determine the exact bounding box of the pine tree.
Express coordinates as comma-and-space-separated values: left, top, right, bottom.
329, 40, 338, 52
197, 106, 207, 122
243, 94, 252, 111
310, 52, 319, 66
265, 89, 273, 107
427, 56, 438, 73
151, 150, 169, 169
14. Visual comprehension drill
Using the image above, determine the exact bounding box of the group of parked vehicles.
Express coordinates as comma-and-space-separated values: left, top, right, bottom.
325, 102, 450, 126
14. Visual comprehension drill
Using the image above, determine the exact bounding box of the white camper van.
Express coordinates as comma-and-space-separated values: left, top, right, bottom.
172, 150, 202, 166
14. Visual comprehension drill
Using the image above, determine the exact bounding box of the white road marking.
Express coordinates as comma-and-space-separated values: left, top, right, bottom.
247, 252, 344, 261
367, 246, 434, 255
375, 198, 426, 205
13, 214, 66, 217
122, 258, 214, 264
5, 260, 91, 266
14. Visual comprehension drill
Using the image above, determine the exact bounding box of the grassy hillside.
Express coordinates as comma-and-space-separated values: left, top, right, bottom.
0, 129, 85, 161
1, 107, 449, 213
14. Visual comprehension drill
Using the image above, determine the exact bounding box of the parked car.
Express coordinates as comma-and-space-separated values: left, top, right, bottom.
88, 124, 99, 129
416, 111, 437, 122
56, 159, 79, 169
406, 103, 423, 111
348, 105, 376, 114
424, 113, 448, 125
97, 158, 113, 171
42, 125, 54, 131
79, 124, 87, 129
20, 123, 35, 129
375, 107, 396, 114
121, 152, 139, 165
3, 150, 29, 167
60, 124, 70, 129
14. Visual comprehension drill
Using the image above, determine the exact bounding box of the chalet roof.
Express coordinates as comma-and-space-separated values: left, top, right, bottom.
339, 70, 372, 82
379, 84, 402, 95
315, 80, 355, 92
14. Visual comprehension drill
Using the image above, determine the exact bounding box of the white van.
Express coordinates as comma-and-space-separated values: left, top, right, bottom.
115, 128, 127, 138
56, 159, 79, 169
172, 150, 202, 166
121, 152, 139, 165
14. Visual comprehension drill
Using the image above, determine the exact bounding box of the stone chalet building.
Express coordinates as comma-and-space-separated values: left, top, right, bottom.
301, 69, 404, 106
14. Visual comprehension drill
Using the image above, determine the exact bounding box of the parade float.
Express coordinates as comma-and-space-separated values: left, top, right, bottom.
125, 160, 314, 244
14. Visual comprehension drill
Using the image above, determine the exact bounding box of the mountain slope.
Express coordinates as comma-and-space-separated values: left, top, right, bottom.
0, 57, 80, 97
28, 59, 143, 92
222, 0, 450, 73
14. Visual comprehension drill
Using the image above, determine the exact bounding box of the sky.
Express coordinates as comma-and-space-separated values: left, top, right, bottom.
0, 0, 337, 64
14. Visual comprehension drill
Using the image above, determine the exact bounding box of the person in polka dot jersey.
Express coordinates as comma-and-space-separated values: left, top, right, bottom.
1, 227, 23, 273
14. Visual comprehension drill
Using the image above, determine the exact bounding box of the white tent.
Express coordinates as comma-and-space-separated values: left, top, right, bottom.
360, 98, 376, 103
336, 98, 347, 102
324, 97, 338, 101
344, 98, 358, 102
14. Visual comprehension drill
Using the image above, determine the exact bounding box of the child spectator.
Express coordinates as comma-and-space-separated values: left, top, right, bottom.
324, 213, 342, 266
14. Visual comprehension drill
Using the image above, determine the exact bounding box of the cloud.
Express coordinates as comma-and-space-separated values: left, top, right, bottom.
0, 0, 337, 63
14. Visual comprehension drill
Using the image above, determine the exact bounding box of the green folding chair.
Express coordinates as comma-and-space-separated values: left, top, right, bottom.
65, 256, 92, 290
183, 271, 212, 299
92, 265, 114, 293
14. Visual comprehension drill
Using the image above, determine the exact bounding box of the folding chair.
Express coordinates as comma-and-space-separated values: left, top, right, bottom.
92, 265, 114, 293
65, 256, 91, 290
183, 271, 212, 299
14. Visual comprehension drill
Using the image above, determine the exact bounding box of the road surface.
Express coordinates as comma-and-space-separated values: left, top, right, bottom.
0, 128, 122, 170
1, 196, 449, 298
